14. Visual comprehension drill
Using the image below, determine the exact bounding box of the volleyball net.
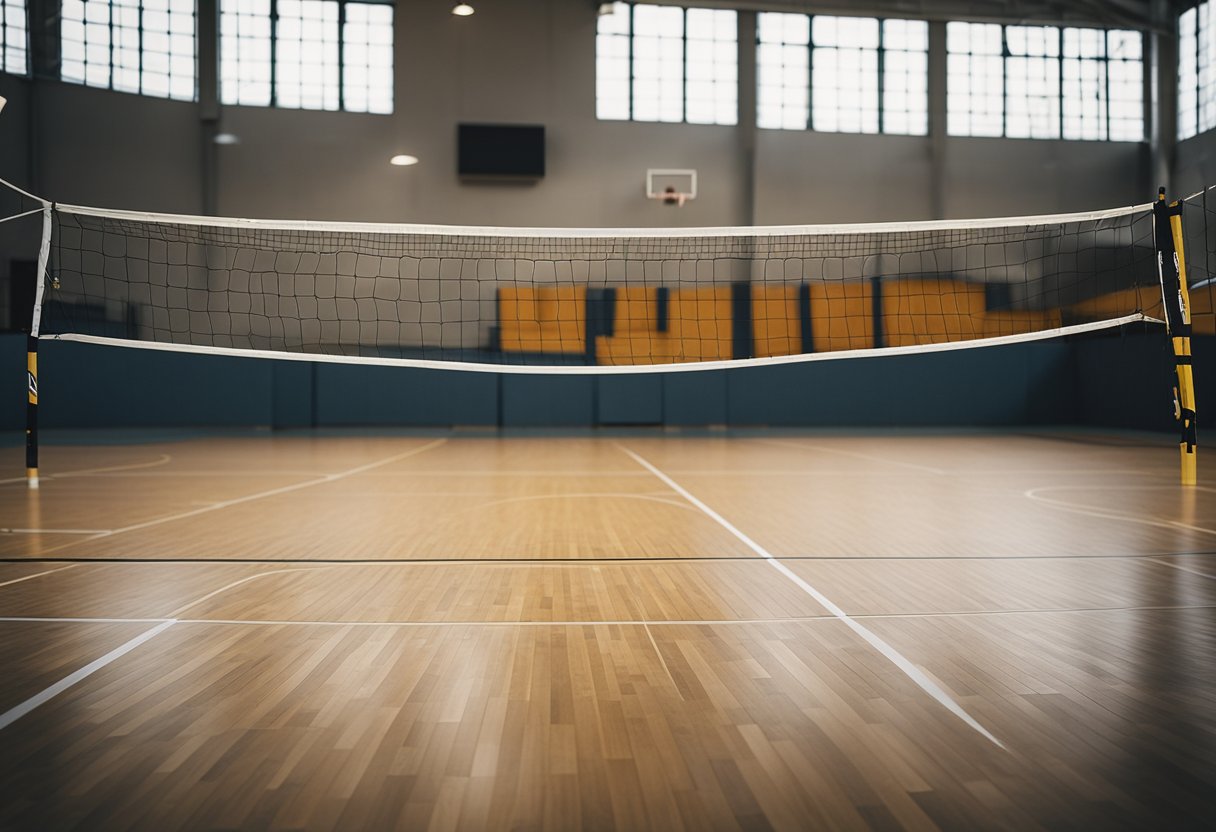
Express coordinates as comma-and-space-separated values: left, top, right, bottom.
15, 194, 1192, 373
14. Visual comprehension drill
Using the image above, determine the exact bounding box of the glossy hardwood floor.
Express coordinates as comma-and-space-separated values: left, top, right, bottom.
0, 431, 1213, 830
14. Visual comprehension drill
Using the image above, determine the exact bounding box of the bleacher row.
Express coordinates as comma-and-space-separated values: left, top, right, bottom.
497, 280, 1209, 365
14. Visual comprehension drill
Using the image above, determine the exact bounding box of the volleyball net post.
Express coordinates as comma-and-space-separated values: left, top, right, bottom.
1154, 187, 1199, 486
27, 203, 51, 490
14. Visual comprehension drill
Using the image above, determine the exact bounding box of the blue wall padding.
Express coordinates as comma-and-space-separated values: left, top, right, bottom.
500, 374, 595, 426
315, 363, 498, 426
38, 338, 275, 427
727, 341, 1074, 426
597, 374, 663, 424
663, 371, 729, 425
1073, 332, 1177, 432
2, 332, 1209, 431
272, 362, 314, 428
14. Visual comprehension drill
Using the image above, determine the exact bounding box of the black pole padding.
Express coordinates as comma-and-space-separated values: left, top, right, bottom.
25, 335, 38, 486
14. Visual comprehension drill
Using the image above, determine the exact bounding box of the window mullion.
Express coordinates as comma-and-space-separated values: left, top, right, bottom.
1057, 28, 1063, 139
628, 2, 633, 121
138, 0, 144, 96
877, 18, 885, 134
681, 6, 687, 123
270, 0, 277, 107
807, 17, 813, 131
1001, 25, 1008, 137
107, 0, 115, 90
1103, 31, 1111, 141
338, 0, 345, 111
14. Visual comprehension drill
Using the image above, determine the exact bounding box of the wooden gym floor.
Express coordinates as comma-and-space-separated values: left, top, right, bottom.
0, 430, 1213, 830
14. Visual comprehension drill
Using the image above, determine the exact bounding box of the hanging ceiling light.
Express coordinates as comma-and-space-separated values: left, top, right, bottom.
390, 155, 419, 166
451, 3, 474, 15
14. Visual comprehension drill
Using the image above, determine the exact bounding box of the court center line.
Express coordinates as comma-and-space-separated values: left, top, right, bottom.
616, 443, 1005, 749
0, 619, 177, 733
29, 438, 450, 557
0, 563, 80, 589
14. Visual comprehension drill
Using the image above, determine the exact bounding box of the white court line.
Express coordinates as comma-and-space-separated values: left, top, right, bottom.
0, 616, 171, 624
53, 454, 175, 478
1149, 558, 1216, 581
0, 619, 176, 733
107, 439, 448, 537
0, 529, 113, 535
1024, 487, 1216, 537
750, 438, 948, 475
617, 444, 1005, 749
0, 563, 80, 589
167, 567, 332, 618
0, 454, 173, 486
33, 439, 448, 558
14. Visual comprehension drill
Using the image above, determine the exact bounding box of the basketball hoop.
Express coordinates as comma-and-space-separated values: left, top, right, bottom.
645, 169, 697, 208
661, 191, 688, 207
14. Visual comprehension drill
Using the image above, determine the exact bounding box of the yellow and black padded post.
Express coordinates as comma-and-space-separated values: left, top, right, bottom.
26, 335, 39, 489
1153, 188, 1198, 486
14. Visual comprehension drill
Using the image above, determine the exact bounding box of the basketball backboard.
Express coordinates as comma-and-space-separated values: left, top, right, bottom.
645, 169, 697, 206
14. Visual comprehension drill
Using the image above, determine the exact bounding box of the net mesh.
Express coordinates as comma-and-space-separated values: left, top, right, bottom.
41, 202, 1166, 369
1180, 189, 1216, 336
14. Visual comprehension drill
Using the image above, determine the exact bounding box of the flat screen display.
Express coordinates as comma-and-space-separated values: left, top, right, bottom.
458, 124, 545, 178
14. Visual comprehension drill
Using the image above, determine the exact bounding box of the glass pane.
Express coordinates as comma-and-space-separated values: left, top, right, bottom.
222, 0, 271, 105
342, 1, 393, 113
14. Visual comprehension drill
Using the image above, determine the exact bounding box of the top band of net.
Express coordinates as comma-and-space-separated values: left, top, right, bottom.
29, 193, 1177, 374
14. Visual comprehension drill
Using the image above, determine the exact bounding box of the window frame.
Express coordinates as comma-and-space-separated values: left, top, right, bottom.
595, 1, 738, 126
1, 0, 29, 77
756, 12, 929, 136
59, 0, 198, 101
220, 0, 393, 114
1178, 1, 1216, 141
947, 21, 1144, 142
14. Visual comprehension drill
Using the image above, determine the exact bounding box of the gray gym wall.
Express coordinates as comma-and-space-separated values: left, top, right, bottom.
0, 0, 1207, 432
0, 0, 1175, 231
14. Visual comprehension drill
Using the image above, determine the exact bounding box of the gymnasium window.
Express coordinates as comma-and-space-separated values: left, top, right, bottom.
948, 21, 1144, 141
1179, 1, 1216, 140
1064, 29, 1142, 141
595, 2, 738, 126
60, 0, 197, 100
1, 0, 28, 76
755, 13, 928, 136
219, 0, 393, 114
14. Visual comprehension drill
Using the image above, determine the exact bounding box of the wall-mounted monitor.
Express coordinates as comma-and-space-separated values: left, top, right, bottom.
458, 123, 545, 179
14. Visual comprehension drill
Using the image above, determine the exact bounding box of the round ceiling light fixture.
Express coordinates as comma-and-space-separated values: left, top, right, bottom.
451, 3, 474, 16
390, 154, 419, 166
